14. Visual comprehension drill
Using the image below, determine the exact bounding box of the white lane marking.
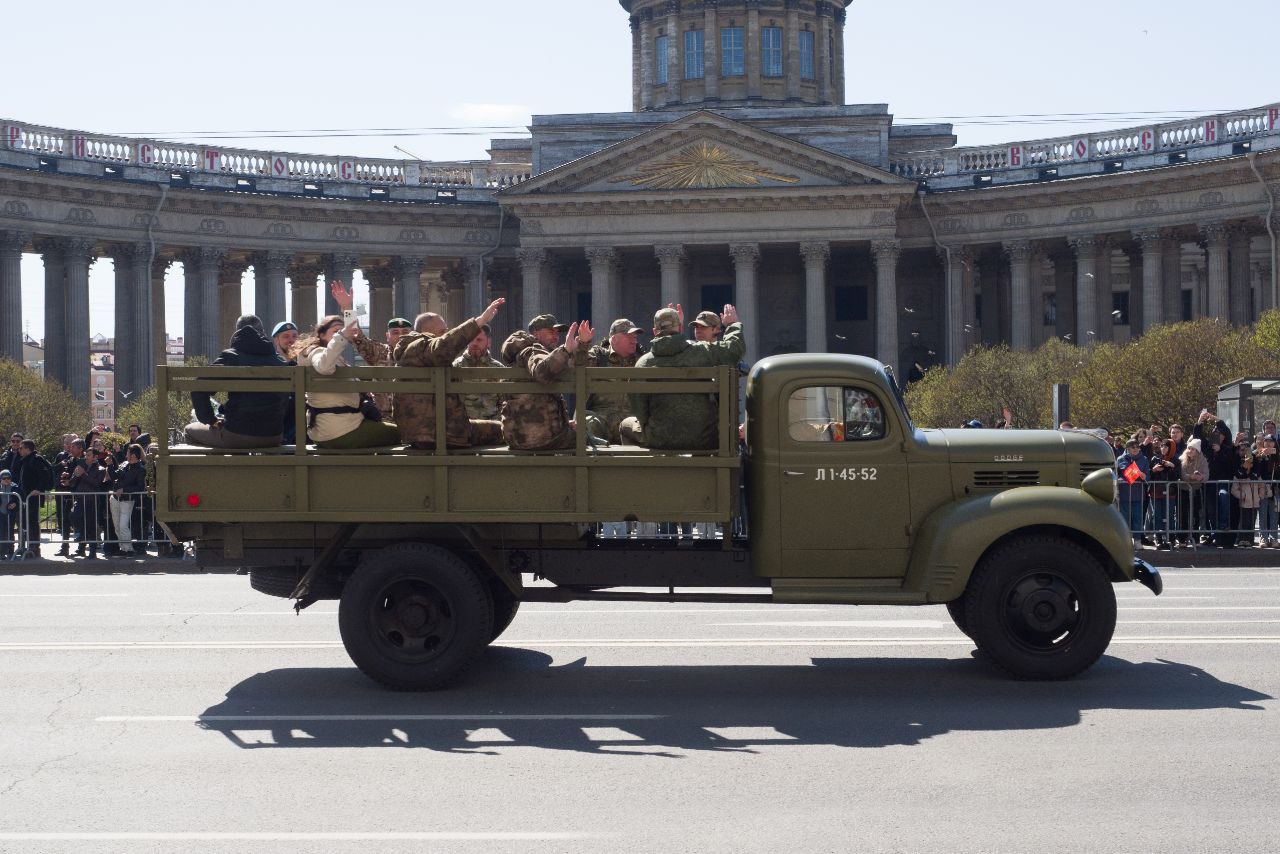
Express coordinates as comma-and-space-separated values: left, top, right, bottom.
97, 714, 667, 723
1113, 595, 1216, 599
135, 608, 832, 617
712, 620, 950, 628
1124, 587, 1280, 591
1121, 606, 1280, 611
0, 832, 604, 842
138, 612, 338, 616
1122, 619, 1280, 624
0, 593, 129, 598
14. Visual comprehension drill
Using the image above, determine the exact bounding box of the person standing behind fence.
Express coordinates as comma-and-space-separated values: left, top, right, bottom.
1178, 438, 1209, 547
1149, 439, 1181, 551
69, 447, 111, 558
1115, 440, 1150, 545
1255, 435, 1279, 547
109, 444, 146, 557
1231, 454, 1266, 548
15, 440, 53, 560
0, 470, 19, 559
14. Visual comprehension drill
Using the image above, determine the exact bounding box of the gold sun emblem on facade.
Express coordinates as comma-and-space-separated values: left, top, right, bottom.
616, 141, 801, 189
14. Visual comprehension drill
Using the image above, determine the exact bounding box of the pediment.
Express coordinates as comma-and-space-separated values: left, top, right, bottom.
504, 111, 912, 197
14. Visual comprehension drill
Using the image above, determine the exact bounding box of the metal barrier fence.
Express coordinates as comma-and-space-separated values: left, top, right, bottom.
1117, 477, 1280, 548
2, 491, 173, 561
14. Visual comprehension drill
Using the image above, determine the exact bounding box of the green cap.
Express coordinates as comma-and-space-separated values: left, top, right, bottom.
609, 318, 642, 336
528, 314, 569, 333
691, 311, 722, 328
653, 308, 681, 335
386, 317, 412, 330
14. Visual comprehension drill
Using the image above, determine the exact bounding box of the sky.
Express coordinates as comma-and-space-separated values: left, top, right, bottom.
5, 0, 1276, 342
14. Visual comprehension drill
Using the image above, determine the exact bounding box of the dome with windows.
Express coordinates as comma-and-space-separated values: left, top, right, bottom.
621, 0, 849, 111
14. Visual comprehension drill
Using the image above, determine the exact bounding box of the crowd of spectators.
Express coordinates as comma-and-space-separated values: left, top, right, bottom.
1107, 412, 1280, 550
0, 424, 161, 560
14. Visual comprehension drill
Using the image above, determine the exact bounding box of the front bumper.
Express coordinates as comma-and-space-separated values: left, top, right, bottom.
1133, 558, 1163, 595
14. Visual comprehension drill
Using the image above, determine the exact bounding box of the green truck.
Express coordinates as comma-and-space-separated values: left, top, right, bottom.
155, 354, 1160, 690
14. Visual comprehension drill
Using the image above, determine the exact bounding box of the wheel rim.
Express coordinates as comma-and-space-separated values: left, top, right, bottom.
999, 570, 1084, 654
369, 575, 457, 664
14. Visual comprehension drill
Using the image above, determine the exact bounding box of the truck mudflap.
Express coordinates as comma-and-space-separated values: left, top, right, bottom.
1133, 558, 1163, 595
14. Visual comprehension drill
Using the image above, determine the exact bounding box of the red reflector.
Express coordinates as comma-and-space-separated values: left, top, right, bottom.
186, 493, 201, 508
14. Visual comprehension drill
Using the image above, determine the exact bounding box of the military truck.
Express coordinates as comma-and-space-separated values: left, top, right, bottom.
154, 354, 1161, 690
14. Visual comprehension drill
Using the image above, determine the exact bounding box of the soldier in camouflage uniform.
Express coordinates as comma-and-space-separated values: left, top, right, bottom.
500, 319, 603, 451
690, 310, 723, 343
585, 318, 645, 444
330, 281, 414, 417
451, 324, 505, 421
620, 304, 745, 450
392, 299, 506, 450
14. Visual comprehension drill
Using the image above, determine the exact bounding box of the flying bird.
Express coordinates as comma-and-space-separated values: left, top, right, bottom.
904, 307, 916, 314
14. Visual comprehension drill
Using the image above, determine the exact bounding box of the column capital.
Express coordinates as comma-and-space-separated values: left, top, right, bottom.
729, 243, 760, 268
1199, 221, 1230, 244
0, 229, 31, 253
1069, 235, 1100, 258
288, 260, 321, 281
870, 239, 900, 263
220, 257, 251, 281
329, 251, 360, 270
1227, 222, 1257, 245
394, 255, 426, 276
461, 255, 484, 277
365, 263, 395, 289
654, 244, 687, 267
184, 246, 227, 268
517, 247, 548, 270
585, 245, 619, 271
253, 250, 292, 274
938, 245, 973, 266
64, 236, 97, 263
799, 240, 830, 267
1134, 228, 1171, 251
1002, 239, 1033, 262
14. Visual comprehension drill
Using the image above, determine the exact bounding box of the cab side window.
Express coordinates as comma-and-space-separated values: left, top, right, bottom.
787, 386, 886, 443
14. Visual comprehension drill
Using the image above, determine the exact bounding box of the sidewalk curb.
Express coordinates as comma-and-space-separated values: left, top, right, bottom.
1137, 547, 1280, 568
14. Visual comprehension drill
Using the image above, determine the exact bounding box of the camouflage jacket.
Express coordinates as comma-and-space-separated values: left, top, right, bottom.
502, 342, 576, 451
631, 322, 745, 450
452, 350, 506, 421
585, 344, 641, 442
392, 319, 481, 447
351, 333, 393, 415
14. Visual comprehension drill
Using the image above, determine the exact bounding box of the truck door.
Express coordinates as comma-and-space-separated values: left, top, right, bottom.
776, 383, 911, 578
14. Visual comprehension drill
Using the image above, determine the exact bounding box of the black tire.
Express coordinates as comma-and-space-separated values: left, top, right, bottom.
964, 535, 1116, 680
490, 587, 521, 643
945, 598, 972, 640
249, 566, 343, 600
338, 543, 494, 691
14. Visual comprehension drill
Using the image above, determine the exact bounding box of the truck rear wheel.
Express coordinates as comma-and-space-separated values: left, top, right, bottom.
490, 586, 521, 643
963, 535, 1116, 680
338, 543, 494, 691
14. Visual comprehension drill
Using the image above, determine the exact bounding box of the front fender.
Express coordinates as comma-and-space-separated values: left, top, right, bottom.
905, 486, 1134, 603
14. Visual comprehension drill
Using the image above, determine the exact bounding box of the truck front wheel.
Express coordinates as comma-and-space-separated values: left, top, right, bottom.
963, 535, 1116, 680
338, 543, 494, 691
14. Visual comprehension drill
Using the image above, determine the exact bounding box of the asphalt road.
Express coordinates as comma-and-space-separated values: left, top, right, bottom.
0, 569, 1277, 853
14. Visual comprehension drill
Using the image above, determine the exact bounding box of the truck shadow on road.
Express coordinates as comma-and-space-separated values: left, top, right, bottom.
196, 650, 1272, 755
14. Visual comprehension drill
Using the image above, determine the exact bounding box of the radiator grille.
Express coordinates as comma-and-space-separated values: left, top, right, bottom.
972, 470, 1041, 489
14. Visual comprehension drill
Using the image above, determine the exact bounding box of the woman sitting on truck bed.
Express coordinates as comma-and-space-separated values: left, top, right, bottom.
294, 315, 401, 450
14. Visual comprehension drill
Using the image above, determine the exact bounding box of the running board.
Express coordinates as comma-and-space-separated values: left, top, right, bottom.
522, 588, 773, 605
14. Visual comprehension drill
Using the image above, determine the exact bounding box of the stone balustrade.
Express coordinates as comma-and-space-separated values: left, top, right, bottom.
890, 103, 1280, 185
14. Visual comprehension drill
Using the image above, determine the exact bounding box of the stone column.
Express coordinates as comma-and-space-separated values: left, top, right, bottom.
832, 7, 846, 104
144, 257, 166, 384
1003, 241, 1034, 350
182, 248, 224, 361
518, 248, 548, 322
1229, 226, 1254, 326
665, 2, 682, 105
1070, 236, 1099, 347
63, 237, 94, 404
958, 247, 977, 350
1255, 260, 1272, 315
655, 244, 686, 309
630, 15, 643, 112
39, 239, 67, 386
1201, 222, 1229, 321
871, 240, 900, 370
326, 253, 359, 317
218, 259, 249, 348
1095, 240, 1114, 342
816, 2, 832, 104
0, 230, 29, 364
800, 241, 830, 353
639, 8, 654, 110
366, 264, 395, 337
253, 251, 290, 329
1162, 234, 1182, 324
703, 3, 719, 100
730, 243, 760, 361
108, 245, 138, 410
1135, 229, 1164, 334
746, 2, 762, 99
394, 256, 425, 321
586, 246, 620, 331
785, 1, 802, 101
462, 256, 486, 320
1125, 246, 1143, 334
289, 261, 320, 333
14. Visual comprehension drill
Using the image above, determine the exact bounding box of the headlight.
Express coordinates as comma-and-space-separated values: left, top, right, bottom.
1081, 467, 1116, 504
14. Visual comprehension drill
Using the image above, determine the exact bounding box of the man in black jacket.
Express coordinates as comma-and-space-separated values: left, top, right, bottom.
184, 316, 289, 449
0, 433, 23, 475
69, 447, 112, 558
1194, 411, 1239, 546
15, 440, 53, 559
